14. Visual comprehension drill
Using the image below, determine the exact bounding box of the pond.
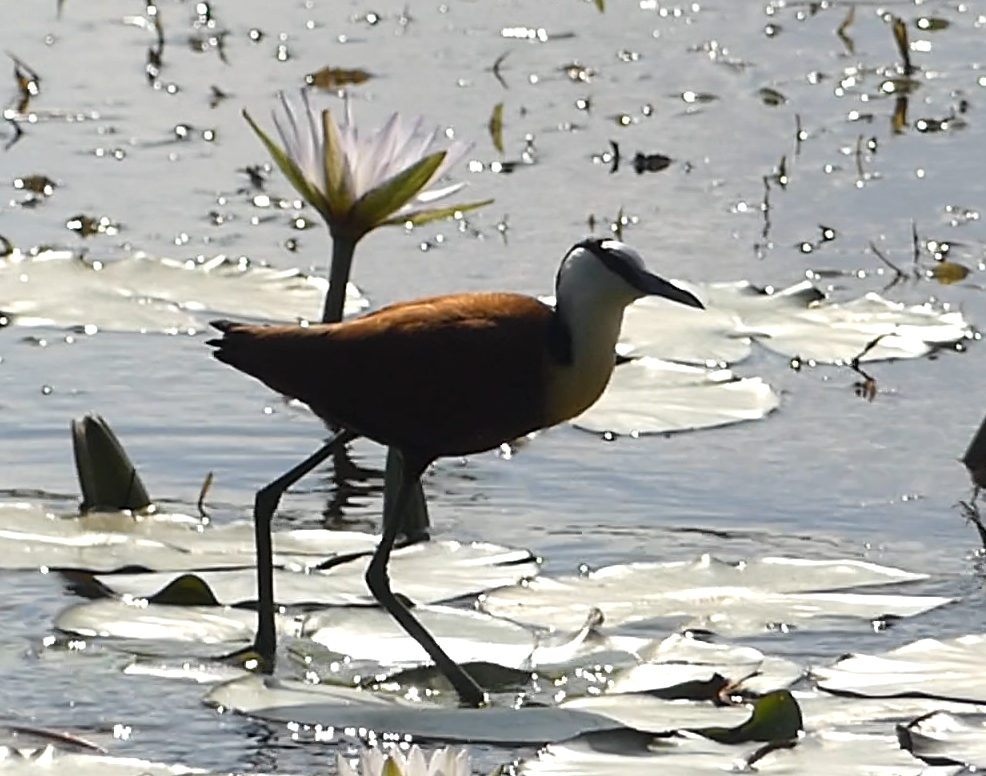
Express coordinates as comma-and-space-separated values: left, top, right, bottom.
3, 0, 986, 773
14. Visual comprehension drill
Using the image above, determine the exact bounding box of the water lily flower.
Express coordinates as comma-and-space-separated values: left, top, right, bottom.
244, 90, 491, 323
336, 745, 472, 776
245, 89, 488, 241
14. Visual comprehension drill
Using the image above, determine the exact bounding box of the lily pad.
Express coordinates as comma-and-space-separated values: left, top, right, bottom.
898, 710, 986, 768
0, 249, 368, 333
301, 604, 537, 669
479, 555, 949, 635
559, 694, 751, 734
619, 280, 972, 366
518, 727, 935, 776
0, 745, 296, 775
812, 634, 986, 705
0, 502, 383, 572
53, 598, 267, 644
96, 540, 539, 606
574, 358, 778, 436
607, 634, 802, 696
797, 691, 986, 732
205, 674, 626, 744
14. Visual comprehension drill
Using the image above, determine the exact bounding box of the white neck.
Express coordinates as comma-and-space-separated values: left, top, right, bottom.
554, 247, 642, 367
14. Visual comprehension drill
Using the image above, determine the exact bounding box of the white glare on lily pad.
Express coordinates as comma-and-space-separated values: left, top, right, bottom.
619, 279, 974, 366
811, 634, 986, 705
0, 250, 368, 333
245, 91, 492, 240
574, 357, 779, 436
479, 555, 949, 635
337, 745, 470, 776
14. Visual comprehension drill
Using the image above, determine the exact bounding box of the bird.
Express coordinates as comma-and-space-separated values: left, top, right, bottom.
206, 236, 704, 708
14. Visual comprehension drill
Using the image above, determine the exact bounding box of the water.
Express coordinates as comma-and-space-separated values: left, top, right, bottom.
4, 0, 986, 772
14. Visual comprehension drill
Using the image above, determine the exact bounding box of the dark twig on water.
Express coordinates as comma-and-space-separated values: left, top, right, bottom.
491, 52, 510, 89
911, 219, 921, 267
891, 15, 915, 76
755, 175, 772, 260
869, 240, 907, 289
848, 334, 888, 401
854, 134, 866, 181
837, 5, 856, 55
4, 116, 23, 151
197, 471, 214, 520
793, 113, 805, 156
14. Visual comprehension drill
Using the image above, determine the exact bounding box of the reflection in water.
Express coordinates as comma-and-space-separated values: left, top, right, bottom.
322, 442, 387, 533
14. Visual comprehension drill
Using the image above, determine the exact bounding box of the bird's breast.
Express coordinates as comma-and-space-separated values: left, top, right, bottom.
542, 348, 616, 427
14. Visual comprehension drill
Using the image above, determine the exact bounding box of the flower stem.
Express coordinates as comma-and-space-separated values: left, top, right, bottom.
322, 231, 430, 536
322, 233, 358, 325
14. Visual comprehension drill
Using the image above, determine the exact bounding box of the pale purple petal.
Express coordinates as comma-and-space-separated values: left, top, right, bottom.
273, 91, 322, 185
356, 112, 403, 196
390, 126, 440, 176
299, 89, 324, 185
378, 115, 426, 179
388, 115, 425, 167
429, 140, 472, 183
271, 97, 301, 165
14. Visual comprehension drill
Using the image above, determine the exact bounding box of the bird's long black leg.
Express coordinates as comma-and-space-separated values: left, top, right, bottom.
251, 428, 357, 672
365, 453, 488, 708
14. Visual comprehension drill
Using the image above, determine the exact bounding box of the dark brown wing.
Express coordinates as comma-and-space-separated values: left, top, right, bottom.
208, 293, 554, 457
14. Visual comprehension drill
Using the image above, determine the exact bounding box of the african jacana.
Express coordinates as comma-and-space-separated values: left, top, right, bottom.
207, 237, 704, 707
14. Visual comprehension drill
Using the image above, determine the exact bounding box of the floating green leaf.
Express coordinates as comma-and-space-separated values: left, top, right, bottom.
696, 691, 803, 744
758, 87, 787, 107
489, 102, 504, 153
381, 198, 494, 228
305, 66, 373, 90
930, 261, 970, 285
243, 109, 332, 219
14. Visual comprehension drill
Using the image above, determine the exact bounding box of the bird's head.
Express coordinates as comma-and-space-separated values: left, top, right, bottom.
555, 237, 704, 311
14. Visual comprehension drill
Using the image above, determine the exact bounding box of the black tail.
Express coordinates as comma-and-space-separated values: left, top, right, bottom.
206, 319, 253, 365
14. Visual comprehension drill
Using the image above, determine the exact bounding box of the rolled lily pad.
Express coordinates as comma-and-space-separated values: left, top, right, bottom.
574, 358, 779, 436
607, 634, 802, 696
529, 610, 651, 669
812, 634, 986, 705
96, 540, 539, 606
898, 710, 986, 767
0, 249, 368, 333
479, 555, 949, 635
205, 674, 625, 744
